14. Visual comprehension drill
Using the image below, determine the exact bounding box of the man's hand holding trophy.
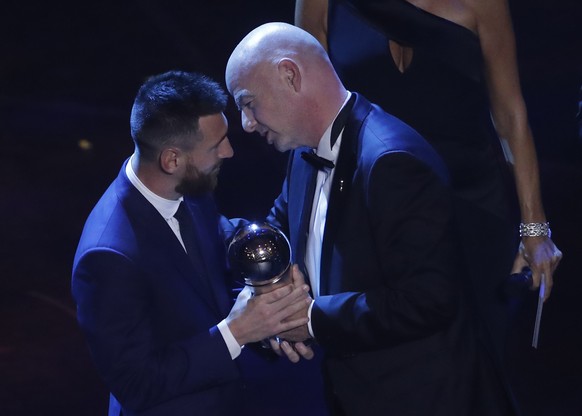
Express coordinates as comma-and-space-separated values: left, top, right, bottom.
228, 222, 314, 362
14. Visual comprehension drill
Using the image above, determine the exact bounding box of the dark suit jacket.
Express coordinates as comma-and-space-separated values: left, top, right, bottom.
268, 94, 500, 415
72, 160, 244, 416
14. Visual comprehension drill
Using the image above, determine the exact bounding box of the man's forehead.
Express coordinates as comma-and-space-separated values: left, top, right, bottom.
199, 113, 228, 131
197, 114, 228, 145
228, 60, 272, 107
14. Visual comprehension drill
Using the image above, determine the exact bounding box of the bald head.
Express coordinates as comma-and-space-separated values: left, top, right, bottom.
226, 22, 328, 79
226, 22, 347, 150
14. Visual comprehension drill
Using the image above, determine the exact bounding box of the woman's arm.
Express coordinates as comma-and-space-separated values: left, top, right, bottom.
473, 0, 562, 300
295, 0, 329, 50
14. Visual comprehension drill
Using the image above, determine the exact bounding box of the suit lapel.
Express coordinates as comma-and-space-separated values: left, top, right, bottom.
116, 166, 224, 317
187, 198, 232, 317
320, 94, 370, 295
289, 149, 319, 275
178, 200, 227, 316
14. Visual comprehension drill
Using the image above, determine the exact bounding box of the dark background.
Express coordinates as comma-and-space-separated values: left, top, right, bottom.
1, 1, 581, 415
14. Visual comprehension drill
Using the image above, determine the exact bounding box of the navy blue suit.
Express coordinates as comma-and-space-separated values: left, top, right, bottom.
268, 94, 506, 415
72, 160, 244, 416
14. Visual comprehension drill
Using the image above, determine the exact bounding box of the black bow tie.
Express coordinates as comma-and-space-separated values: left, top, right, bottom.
301, 151, 335, 170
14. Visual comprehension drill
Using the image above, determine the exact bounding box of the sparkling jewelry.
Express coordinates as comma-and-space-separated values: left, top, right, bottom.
519, 222, 551, 237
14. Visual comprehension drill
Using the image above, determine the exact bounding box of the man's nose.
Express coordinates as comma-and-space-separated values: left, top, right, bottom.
241, 110, 257, 133
219, 137, 234, 159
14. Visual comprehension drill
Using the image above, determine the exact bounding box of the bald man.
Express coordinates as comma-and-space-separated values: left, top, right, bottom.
225, 23, 516, 416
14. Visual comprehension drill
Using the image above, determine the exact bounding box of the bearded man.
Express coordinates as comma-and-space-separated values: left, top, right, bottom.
72, 70, 310, 416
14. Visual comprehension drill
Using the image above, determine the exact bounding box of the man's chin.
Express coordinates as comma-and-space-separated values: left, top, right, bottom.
274, 142, 294, 153
271, 139, 288, 153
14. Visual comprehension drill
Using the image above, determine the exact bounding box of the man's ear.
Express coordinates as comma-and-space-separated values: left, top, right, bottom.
159, 147, 180, 174
278, 58, 301, 92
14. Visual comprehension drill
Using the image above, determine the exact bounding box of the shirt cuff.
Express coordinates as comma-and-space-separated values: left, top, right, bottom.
217, 319, 243, 360
307, 299, 315, 338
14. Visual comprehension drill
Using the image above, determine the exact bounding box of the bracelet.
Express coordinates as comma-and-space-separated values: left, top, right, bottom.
519, 222, 551, 237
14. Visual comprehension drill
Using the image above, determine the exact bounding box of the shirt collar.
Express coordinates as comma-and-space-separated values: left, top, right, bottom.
125, 154, 182, 219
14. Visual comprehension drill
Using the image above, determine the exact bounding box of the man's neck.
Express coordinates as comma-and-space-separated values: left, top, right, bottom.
130, 154, 180, 200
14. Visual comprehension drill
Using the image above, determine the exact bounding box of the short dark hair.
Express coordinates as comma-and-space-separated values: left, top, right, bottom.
130, 70, 227, 161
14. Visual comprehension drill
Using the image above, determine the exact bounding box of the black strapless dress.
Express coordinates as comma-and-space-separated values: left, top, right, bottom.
327, 0, 519, 409
329, 0, 512, 218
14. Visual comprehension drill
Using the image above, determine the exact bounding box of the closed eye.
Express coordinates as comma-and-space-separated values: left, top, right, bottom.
234, 92, 255, 112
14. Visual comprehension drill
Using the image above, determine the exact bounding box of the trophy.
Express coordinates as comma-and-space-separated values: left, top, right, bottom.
227, 222, 292, 295
229, 222, 311, 347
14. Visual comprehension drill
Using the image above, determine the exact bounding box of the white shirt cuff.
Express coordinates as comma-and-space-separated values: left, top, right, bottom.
307, 299, 315, 338
217, 319, 243, 360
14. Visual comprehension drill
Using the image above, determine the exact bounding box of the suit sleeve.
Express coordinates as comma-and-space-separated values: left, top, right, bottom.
311, 152, 460, 353
72, 248, 239, 412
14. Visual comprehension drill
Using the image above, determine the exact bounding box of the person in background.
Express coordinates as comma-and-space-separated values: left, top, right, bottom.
72, 70, 311, 416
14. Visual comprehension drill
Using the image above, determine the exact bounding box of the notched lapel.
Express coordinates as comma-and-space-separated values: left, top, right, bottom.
121, 178, 223, 317
187, 200, 232, 317
174, 201, 227, 317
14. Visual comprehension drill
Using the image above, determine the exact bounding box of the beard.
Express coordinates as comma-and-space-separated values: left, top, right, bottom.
175, 161, 221, 197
